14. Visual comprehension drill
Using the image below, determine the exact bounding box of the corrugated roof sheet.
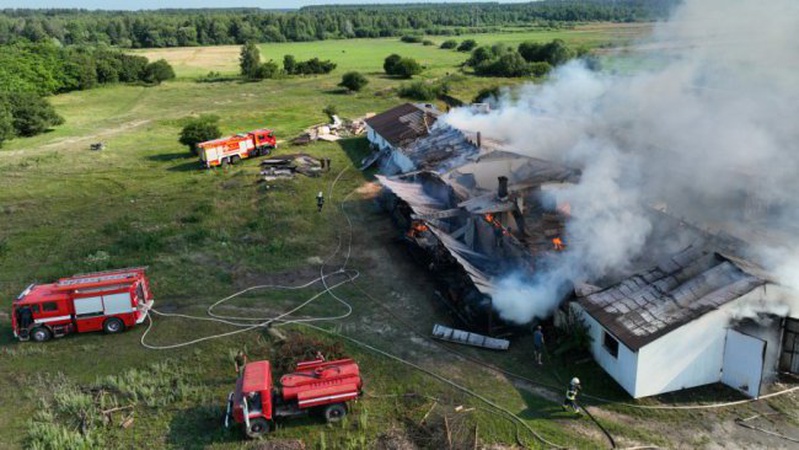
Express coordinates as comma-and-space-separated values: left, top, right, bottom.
403, 126, 479, 172
579, 246, 766, 350
365, 103, 439, 148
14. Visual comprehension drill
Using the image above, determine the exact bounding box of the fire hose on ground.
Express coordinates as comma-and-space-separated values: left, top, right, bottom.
138, 166, 798, 449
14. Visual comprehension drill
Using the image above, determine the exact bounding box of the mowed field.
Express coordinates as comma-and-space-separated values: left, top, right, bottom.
3, 24, 792, 450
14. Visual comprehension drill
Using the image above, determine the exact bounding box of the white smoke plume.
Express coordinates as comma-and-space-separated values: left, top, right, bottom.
444, 0, 799, 324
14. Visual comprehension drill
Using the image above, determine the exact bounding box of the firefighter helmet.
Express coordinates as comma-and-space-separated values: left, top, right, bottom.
571, 377, 580, 386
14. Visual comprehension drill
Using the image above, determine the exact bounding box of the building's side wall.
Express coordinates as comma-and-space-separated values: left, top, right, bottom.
389, 151, 415, 173
572, 303, 639, 397
366, 125, 392, 151
635, 310, 728, 398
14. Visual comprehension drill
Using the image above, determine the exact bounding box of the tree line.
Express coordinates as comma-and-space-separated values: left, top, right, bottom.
0, 42, 174, 147
0, 1, 679, 48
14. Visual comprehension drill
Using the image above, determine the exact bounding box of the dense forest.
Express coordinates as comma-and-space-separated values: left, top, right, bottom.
0, 1, 680, 48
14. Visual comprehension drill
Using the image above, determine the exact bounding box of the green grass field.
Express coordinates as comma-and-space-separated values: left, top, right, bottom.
1, 24, 789, 449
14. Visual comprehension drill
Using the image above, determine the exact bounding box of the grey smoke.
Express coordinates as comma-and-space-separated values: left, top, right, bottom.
444, 0, 799, 324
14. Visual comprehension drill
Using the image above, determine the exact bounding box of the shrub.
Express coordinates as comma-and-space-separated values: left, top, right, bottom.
398, 81, 446, 101
518, 39, 576, 66
473, 86, 501, 104
143, 59, 175, 85
293, 57, 336, 75
440, 39, 458, 49
339, 71, 368, 92
384, 54, 422, 78
422, 40, 435, 46
322, 104, 338, 121
457, 39, 477, 52
394, 57, 422, 78
400, 35, 422, 43
179, 114, 221, 154
383, 53, 402, 74
529, 61, 553, 77
255, 60, 279, 79
0, 91, 64, 137
475, 52, 533, 77
283, 54, 297, 74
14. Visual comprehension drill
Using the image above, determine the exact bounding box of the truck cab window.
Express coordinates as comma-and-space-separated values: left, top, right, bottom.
42, 302, 59, 312
246, 392, 262, 412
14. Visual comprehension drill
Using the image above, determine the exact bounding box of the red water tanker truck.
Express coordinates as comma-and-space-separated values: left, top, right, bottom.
198, 128, 277, 168
11, 267, 154, 342
225, 357, 363, 438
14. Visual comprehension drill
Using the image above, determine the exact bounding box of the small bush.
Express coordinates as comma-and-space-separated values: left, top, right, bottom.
143, 59, 175, 85
398, 81, 446, 101
255, 60, 279, 79
384, 54, 422, 79
457, 39, 477, 52
400, 35, 422, 43
339, 71, 369, 92
323, 104, 338, 121
473, 86, 502, 104
440, 39, 458, 49
422, 40, 435, 46
179, 115, 221, 154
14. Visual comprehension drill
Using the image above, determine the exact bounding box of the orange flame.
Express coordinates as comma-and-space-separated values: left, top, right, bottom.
484, 213, 494, 223
407, 221, 429, 237
552, 237, 565, 251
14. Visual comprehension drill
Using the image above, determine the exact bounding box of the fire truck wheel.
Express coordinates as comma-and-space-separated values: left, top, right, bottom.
231, 155, 241, 165
323, 403, 347, 423
31, 327, 52, 342
246, 418, 270, 438
103, 317, 125, 334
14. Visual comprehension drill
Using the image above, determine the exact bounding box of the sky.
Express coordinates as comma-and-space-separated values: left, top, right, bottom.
0, 0, 533, 10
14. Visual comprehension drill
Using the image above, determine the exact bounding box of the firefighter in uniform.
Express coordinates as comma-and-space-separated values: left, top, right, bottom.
234, 350, 248, 375
562, 377, 581, 413
316, 191, 325, 212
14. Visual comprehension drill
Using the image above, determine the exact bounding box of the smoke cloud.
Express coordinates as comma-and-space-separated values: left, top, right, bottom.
444, 0, 799, 323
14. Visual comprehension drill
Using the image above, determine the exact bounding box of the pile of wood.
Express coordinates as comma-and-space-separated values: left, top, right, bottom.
260, 154, 324, 181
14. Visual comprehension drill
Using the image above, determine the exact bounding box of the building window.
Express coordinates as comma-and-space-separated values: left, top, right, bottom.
42, 302, 59, 312
603, 331, 619, 358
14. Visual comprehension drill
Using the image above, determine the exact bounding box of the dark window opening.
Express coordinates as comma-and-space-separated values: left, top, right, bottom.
42, 302, 59, 312
31, 305, 40, 313
603, 331, 619, 358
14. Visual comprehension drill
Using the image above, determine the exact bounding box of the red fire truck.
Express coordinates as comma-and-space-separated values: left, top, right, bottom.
225, 357, 363, 438
198, 128, 277, 168
11, 267, 154, 342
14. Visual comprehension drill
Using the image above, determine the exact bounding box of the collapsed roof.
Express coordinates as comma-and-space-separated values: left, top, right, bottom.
375, 145, 580, 296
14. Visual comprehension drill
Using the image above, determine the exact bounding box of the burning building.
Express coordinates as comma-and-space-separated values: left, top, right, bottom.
369, 0, 799, 398
573, 244, 795, 398
364, 103, 441, 173
374, 127, 579, 332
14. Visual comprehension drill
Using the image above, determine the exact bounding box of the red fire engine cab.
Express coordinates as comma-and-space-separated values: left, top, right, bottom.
11, 267, 154, 342
198, 128, 277, 168
225, 357, 363, 438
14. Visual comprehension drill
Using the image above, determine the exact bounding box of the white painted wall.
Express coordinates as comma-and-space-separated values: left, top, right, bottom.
634, 309, 728, 398
366, 125, 392, 152
366, 125, 416, 174
389, 151, 415, 174
721, 329, 765, 397
572, 303, 639, 396
576, 284, 788, 399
